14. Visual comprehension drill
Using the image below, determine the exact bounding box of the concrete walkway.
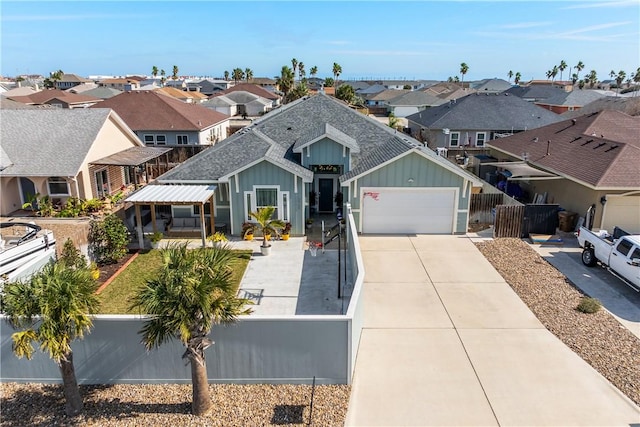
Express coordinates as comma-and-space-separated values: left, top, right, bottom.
345, 235, 640, 426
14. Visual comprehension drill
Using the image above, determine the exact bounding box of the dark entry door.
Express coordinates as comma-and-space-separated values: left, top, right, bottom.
318, 179, 334, 212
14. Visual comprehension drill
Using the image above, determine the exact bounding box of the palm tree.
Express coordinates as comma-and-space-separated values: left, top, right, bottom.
550, 65, 558, 83
232, 68, 244, 84
276, 65, 294, 100
250, 206, 285, 249
333, 62, 342, 88
587, 70, 598, 88
514, 72, 522, 85
609, 70, 616, 80
172, 65, 179, 81
152, 65, 159, 78
291, 58, 298, 82
558, 60, 567, 81
571, 73, 579, 85
310, 66, 318, 79
507, 70, 513, 83
2, 261, 100, 416
615, 70, 626, 96
575, 61, 585, 81
298, 62, 305, 81
160, 69, 166, 86
224, 70, 229, 81
287, 80, 309, 103
130, 243, 252, 416
245, 68, 253, 83
459, 62, 469, 86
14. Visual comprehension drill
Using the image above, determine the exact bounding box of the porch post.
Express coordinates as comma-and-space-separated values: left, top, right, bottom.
150, 203, 157, 233
209, 196, 215, 236
135, 203, 144, 249
199, 203, 206, 247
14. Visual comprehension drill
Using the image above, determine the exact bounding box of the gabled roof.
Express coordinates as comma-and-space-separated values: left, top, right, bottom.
387, 90, 444, 107
339, 81, 371, 91
365, 89, 409, 101
562, 96, 640, 118
488, 110, 640, 189
0, 98, 52, 109
535, 89, 606, 107
0, 109, 139, 177
0, 86, 38, 97
356, 84, 386, 95
154, 86, 207, 101
59, 73, 91, 83
159, 93, 481, 186
470, 78, 512, 92
505, 85, 565, 101
7, 89, 102, 106
406, 92, 562, 131
92, 91, 229, 131
214, 83, 279, 100
80, 86, 123, 99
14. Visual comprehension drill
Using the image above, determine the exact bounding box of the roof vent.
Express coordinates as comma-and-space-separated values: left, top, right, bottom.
581, 139, 594, 146
604, 144, 619, 152
571, 119, 576, 125
532, 137, 539, 142
287, 127, 292, 130
570, 136, 582, 143
593, 142, 606, 149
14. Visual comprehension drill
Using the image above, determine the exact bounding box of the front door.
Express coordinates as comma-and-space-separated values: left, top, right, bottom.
318, 179, 334, 212
19, 177, 38, 208
95, 169, 109, 198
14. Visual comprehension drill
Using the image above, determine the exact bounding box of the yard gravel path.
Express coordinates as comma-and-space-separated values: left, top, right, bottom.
476, 238, 640, 407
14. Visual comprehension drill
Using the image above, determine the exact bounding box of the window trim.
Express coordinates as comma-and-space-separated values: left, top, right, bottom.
48, 176, 70, 197
244, 185, 290, 222
177, 134, 189, 145
449, 131, 460, 147
475, 132, 486, 147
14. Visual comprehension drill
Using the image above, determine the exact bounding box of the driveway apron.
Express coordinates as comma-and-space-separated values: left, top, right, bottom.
345, 235, 640, 426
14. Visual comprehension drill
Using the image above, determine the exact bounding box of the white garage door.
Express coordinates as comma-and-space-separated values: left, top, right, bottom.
601, 195, 640, 234
362, 188, 456, 234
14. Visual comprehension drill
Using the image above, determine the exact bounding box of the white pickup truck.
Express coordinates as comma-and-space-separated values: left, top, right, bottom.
577, 226, 640, 288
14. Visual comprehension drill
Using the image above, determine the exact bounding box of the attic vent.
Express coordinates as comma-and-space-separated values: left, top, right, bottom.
580, 139, 594, 146
604, 145, 619, 152
593, 142, 606, 149
287, 127, 292, 130
570, 136, 582, 143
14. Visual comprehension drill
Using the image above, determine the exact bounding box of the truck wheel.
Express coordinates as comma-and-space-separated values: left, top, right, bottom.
582, 248, 597, 267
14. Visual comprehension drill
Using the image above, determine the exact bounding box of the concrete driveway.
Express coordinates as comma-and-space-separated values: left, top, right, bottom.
345, 235, 640, 426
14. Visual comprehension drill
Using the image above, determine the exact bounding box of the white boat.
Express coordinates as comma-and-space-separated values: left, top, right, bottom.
0, 222, 56, 284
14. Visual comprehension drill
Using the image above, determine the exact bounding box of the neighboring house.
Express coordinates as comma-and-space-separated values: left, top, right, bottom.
6, 89, 103, 109
66, 82, 99, 93
364, 89, 409, 107
54, 73, 92, 90
155, 86, 208, 103
356, 84, 387, 96
79, 86, 123, 100
376, 80, 436, 90
0, 109, 152, 215
338, 81, 371, 91
386, 91, 445, 117
189, 79, 228, 95
0, 98, 52, 110
202, 91, 272, 117
505, 85, 567, 102
469, 78, 512, 93
93, 91, 230, 146
562, 96, 640, 118
156, 93, 482, 237
99, 78, 141, 91
524, 80, 573, 91
422, 82, 473, 101
1, 86, 39, 98
534, 90, 608, 114
246, 77, 277, 92
406, 92, 562, 151
214, 83, 281, 108
164, 79, 187, 89
487, 110, 640, 233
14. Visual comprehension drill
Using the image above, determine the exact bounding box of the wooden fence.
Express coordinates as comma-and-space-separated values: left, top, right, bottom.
493, 205, 525, 238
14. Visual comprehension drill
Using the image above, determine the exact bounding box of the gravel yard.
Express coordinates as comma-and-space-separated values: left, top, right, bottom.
0, 383, 350, 426
477, 238, 640, 407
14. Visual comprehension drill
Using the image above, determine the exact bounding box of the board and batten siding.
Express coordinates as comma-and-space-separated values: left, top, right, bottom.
348, 152, 471, 233
302, 137, 350, 172
229, 160, 304, 235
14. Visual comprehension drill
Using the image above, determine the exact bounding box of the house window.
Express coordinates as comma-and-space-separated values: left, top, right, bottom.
177, 135, 189, 145
48, 176, 70, 196
156, 135, 166, 145
143, 134, 166, 146
256, 188, 278, 218
449, 132, 460, 147
244, 186, 290, 222
476, 132, 486, 147
193, 204, 211, 215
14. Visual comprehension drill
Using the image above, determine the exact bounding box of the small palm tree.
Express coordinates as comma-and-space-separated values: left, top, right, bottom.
172, 65, 179, 81
333, 62, 342, 88
249, 206, 285, 248
310, 65, 318, 78
291, 58, 298, 82
459, 62, 469, 85
245, 68, 253, 83
298, 62, 305, 80
514, 72, 522, 85
130, 243, 252, 416
559, 60, 567, 81
575, 61, 585, 81
152, 65, 158, 78
232, 68, 244, 84
224, 70, 229, 81
2, 261, 100, 416
276, 66, 294, 100
507, 70, 513, 82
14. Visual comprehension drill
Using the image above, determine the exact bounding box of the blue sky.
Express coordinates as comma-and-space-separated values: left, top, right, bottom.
2, 1, 638, 81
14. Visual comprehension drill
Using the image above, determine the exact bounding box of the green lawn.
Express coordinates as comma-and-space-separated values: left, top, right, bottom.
97, 249, 252, 314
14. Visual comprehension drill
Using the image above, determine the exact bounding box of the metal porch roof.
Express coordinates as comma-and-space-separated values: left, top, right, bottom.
125, 184, 217, 204
90, 146, 172, 166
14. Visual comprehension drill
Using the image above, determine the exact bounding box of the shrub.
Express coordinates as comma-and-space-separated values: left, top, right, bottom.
88, 214, 130, 265
59, 238, 87, 269
576, 297, 601, 314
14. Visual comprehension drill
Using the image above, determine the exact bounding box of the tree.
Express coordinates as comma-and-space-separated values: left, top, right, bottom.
615, 70, 626, 96
152, 66, 159, 78
88, 214, 129, 265
43, 69, 64, 89
160, 69, 166, 86
575, 61, 585, 81
172, 65, 179, 81
276, 65, 295, 100
332, 62, 342, 87
298, 62, 305, 80
403, 84, 412, 90
550, 65, 558, 83
323, 77, 335, 87
310, 66, 318, 78
291, 58, 298, 82
388, 112, 401, 129
558, 60, 567, 81
507, 70, 513, 82
245, 68, 253, 83
514, 72, 522, 85
232, 68, 244, 84
578, 79, 586, 89
571, 73, 579, 85
587, 70, 598, 88
287, 80, 309, 102
2, 261, 100, 416
609, 70, 616, 80
336, 84, 355, 103
459, 62, 469, 85
250, 206, 285, 249
130, 243, 252, 416
224, 70, 229, 81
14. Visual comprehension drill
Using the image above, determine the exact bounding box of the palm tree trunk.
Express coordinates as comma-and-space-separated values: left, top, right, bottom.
59, 351, 83, 416
190, 352, 212, 415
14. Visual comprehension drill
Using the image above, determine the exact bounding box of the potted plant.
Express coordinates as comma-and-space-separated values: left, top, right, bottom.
306, 218, 314, 229
242, 222, 255, 241
249, 206, 284, 256
281, 222, 292, 240
148, 231, 163, 249
207, 231, 228, 247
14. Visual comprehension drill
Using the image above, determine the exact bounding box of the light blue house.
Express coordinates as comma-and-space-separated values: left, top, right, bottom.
157, 93, 482, 236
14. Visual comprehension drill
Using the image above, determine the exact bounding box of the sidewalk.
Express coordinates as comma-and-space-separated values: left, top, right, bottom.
345, 235, 640, 426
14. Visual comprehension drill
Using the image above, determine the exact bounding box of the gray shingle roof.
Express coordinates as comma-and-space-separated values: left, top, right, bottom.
0, 109, 112, 177
406, 92, 562, 131
536, 89, 606, 107
293, 123, 359, 153
387, 90, 444, 107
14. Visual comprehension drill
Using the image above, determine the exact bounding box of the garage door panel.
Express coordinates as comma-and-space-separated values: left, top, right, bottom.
362, 188, 456, 234
602, 196, 640, 234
